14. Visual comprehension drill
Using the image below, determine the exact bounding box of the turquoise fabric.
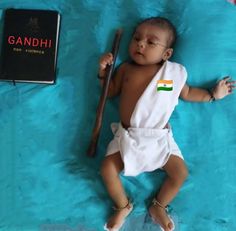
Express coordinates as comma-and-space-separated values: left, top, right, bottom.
0, 0, 236, 230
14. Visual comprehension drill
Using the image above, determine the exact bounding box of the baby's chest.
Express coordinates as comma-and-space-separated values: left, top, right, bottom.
122, 72, 153, 94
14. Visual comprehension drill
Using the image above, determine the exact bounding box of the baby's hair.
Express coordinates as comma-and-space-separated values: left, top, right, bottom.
138, 17, 177, 48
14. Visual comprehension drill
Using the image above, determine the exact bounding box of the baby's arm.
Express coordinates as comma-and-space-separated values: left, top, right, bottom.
98, 53, 125, 97
180, 77, 236, 102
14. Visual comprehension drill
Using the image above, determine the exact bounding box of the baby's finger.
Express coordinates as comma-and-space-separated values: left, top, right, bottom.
100, 63, 107, 69
218, 79, 227, 86
223, 76, 231, 81
108, 53, 114, 65
103, 54, 113, 65
108, 60, 114, 65
228, 80, 236, 85
228, 87, 235, 93
107, 52, 113, 58
226, 81, 236, 89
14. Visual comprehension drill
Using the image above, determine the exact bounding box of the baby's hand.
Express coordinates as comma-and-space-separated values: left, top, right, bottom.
98, 53, 113, 77
213, 76, 236, 100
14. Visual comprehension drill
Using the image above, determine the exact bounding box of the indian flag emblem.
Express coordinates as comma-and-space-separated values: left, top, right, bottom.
157, 80, 173, 91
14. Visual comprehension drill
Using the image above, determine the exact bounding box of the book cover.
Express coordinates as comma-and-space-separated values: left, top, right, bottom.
0, 9, 60, 84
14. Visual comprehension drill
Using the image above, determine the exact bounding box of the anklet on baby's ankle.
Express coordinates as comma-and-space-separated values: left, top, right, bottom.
152, 198, 168, 211
113, 198, 132, 211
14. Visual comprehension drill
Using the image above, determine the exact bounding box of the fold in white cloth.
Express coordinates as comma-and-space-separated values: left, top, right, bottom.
107, 123, 183, 176
106, 61, 187, 176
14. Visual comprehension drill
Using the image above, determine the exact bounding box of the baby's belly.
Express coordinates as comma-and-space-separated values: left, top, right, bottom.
119, 97, 137, 128
119, 80, 149, 128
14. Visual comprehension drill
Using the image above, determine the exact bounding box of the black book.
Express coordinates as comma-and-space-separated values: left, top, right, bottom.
0, 9, 61, 84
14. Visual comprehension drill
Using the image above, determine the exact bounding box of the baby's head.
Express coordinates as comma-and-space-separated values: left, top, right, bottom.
129, 17, 176, 65
139, 17, 176, 48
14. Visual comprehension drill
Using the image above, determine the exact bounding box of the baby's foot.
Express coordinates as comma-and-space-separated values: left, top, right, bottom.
104, 200, 133, 231
149, 199, 174, 231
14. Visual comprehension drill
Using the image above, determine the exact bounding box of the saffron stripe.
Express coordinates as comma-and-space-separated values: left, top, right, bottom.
158, 80, 173, 84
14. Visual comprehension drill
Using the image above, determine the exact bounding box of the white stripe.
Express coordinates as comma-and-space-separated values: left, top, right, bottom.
157, 83, 173, 88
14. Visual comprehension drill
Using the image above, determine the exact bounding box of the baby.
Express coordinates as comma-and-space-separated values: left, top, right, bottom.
98, 17, 235, 231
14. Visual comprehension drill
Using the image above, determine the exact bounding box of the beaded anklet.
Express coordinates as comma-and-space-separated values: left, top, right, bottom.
112, 198, 132, 211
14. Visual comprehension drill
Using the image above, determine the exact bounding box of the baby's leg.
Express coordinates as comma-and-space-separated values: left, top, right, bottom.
101, 152, 133, 230
149, 155, 188, 231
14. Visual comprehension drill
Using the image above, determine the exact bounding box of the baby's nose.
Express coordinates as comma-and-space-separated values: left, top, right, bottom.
137, 40, 145, 48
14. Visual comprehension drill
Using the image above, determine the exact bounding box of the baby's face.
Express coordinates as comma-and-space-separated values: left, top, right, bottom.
129, 23, 172, 65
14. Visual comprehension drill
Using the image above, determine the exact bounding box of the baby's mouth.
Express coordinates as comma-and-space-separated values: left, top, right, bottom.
136, 51, 144, 56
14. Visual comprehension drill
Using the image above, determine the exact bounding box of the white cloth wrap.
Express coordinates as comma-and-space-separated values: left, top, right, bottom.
106, 61, 187, 176
107, 123, 183, 176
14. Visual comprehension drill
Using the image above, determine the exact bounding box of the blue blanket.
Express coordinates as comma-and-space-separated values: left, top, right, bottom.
0, 0, 236, 230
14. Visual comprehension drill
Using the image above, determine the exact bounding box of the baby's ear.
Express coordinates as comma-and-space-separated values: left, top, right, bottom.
163, 48, 173, 60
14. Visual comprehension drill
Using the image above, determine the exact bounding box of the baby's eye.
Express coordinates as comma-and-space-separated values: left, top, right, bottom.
133, 36, 141, 42
148, 40, 157, 46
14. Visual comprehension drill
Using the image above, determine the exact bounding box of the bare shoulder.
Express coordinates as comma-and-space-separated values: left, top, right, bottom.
113, 62, 132, 80
117, 62, 130, 73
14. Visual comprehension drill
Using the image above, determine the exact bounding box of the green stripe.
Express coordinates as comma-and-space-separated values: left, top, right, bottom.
157, 87, 173, 91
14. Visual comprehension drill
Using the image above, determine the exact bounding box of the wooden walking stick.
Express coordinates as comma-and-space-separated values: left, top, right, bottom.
87, 29, 123, 157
